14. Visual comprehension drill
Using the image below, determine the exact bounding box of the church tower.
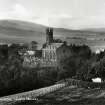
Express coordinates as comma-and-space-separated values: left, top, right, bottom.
46, 27, 53, 44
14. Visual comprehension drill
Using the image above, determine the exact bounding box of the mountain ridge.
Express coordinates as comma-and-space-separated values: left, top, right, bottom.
0, 19, 105, 52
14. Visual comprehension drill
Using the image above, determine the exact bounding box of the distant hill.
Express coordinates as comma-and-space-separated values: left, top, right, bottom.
0, 20, 47, 44
0, 19, 105, 51
84, 28, 105, 33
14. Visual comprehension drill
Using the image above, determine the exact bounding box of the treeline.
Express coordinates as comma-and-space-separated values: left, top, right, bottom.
0, 44, 58, 96
0, 43, 105, 96
56, 43, 105, 82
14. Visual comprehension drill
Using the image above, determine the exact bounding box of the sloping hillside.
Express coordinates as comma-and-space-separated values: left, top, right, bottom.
0, 20, 46, 44
0, 20, 105, 51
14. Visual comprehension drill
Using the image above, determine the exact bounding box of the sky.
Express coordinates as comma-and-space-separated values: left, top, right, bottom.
0, 0, 105, 29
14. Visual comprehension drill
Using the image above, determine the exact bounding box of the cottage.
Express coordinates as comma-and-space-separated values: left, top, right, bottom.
92, 77, 102, 83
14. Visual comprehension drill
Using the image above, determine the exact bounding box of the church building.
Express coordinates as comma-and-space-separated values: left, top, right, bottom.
42, 27, 63, 63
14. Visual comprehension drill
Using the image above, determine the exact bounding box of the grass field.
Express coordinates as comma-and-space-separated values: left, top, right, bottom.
14, 86, 105, 105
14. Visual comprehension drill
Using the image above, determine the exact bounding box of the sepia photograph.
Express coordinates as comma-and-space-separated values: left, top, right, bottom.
0, 0, 105, 105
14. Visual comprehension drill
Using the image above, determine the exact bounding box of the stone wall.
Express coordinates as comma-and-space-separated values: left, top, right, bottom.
0, 83, 67, 105
0, 78, 105, 105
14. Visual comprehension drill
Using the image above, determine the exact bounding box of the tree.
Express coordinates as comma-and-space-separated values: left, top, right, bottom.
30, 41, 38, 50
53, 38, 63, 43
76, 60, 93, 81
57, 44, 92, 81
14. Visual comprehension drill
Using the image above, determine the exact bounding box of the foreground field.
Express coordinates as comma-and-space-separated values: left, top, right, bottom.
14, 86, 105, 105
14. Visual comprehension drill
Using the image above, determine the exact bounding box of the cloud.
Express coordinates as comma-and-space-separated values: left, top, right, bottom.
11, 4, 31, 18
34, 13, 72, 27
0, 3, 34, 21
12, 4, 28, 16
0, 0, 105, 29
34, 15, 105, 29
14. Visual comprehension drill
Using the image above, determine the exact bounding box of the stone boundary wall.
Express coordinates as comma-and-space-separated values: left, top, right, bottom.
0, 83, 67, 105
0, 78, 105, 105
61, 78, 105, 89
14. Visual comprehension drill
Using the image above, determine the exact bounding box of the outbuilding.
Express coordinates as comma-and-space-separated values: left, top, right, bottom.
92, 77, 102, 83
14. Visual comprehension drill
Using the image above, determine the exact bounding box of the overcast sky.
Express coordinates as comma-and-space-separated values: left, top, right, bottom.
0, 0, 105, 29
